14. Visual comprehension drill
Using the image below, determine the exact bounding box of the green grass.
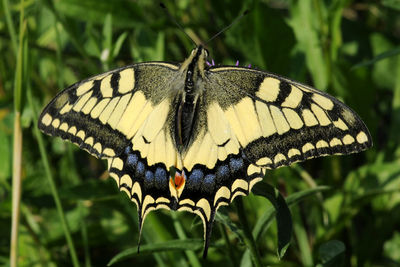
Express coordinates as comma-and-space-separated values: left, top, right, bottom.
1, 0, 400, 266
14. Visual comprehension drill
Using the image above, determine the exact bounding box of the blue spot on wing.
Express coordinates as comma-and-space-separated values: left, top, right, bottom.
216, 165, 229, 183
155, 167, 168, 190
124, 146, 132, 154
127, 154, 138, 167
229, 157, 244, 172
144, 170, 154, 188
187, 169, 203, 190
202, 174, 216, 192
136, 161, 145, 177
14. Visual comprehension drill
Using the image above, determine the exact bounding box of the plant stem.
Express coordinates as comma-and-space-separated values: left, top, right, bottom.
235, 198, 262, 267
10, 0, 26, 264
10, 112, 22, 267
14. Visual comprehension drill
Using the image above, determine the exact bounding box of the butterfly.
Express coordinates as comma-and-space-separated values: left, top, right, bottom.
38, 44, 372, 257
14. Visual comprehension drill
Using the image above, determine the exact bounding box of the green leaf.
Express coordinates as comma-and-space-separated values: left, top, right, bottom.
383, 231, 400, 262
107, 239, 203, 266
252, 185, 331, 241
112, 32, 128, 59
383, 0, 400, 10
318, 240, 345, 266
251, 182, 292, 258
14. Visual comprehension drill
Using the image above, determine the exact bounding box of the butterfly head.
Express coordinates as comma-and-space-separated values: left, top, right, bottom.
190, 45, 209, 58
181, 45, 210, 79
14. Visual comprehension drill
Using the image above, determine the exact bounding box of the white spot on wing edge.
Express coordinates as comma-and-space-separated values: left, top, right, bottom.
68, 126, 77, 135
51, 118, 60, 128
41, 113, 52, 126
256, 157, 272, 166
302, 143, 315, 153
287, 148, 301, 158
356, 131, 368, 144
342, 134, 355, 145
316, 140, 329, 149
93, 142, 102, 153
59, 122, 68, 132
329, 137, 342, 147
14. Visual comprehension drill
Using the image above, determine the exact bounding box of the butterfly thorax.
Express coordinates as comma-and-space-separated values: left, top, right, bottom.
175, 46, 208, 151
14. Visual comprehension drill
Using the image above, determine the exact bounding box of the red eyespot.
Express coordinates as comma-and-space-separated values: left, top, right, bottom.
174, 171, 186, 189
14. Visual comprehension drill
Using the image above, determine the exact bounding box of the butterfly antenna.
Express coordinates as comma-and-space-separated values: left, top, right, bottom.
206, 9, 249, 45
160, 3, 197, 46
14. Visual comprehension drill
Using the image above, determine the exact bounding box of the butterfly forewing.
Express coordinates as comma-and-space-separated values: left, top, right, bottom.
206, 66, 371, 169
38, 63, 181, 158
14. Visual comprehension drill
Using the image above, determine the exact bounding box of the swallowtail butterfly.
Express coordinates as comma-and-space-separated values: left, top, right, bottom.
38, 43, 372, 257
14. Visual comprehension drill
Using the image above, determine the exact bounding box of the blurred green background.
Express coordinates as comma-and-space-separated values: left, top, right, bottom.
1, 0, 400, 266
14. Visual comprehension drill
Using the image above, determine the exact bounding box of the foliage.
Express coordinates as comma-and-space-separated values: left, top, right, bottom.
1, 0, 399, 266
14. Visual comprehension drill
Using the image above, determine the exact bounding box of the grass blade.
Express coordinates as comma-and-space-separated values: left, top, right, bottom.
10, 1, 26, 265
352, 47, 400, 69
2, 0, 18, 54
107, 239, 203, 266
